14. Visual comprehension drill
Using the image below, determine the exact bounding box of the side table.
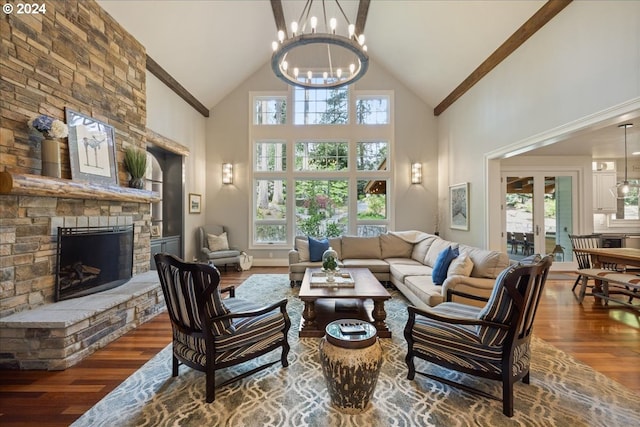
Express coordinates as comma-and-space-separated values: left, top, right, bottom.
318, 319, 383, 413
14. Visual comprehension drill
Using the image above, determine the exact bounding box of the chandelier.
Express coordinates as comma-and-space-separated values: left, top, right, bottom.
271, 0, 369, 89
610, 123, 637, 199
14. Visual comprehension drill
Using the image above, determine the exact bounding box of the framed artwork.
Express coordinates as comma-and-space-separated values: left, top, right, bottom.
189, 193, 202, 214
449, 182, 469, 230
65, 108, 118, 186
150, 225, 160, 237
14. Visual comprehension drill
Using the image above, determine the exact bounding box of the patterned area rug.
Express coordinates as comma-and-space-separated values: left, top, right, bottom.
73, 274, 640, 427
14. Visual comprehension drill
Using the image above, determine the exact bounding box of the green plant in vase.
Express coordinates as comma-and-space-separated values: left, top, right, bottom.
322, 247, 339, 282
124, 147, 147, 189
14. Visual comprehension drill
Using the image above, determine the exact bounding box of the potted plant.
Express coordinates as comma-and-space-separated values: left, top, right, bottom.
322, 247, 339, 282
123, 147, 147, 189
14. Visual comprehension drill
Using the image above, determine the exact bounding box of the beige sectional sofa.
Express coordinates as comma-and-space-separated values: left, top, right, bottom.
288, 231, 510, 310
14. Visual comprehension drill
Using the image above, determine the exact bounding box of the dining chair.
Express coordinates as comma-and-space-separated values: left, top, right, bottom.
568, 234, 619, 296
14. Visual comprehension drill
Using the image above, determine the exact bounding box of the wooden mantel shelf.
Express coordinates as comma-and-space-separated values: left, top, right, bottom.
0, 172, 160, 203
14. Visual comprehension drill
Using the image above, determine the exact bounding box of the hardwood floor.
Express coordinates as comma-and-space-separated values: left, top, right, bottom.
1, 267, 638, 426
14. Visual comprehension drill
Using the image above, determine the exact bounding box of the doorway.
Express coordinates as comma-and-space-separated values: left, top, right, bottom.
502, 172, 576, 264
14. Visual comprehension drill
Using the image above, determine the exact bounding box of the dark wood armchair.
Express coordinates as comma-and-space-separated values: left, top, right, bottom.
154, 253, 290, 403
404, 255, 552, 417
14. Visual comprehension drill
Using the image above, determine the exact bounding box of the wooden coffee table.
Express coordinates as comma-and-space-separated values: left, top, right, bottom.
298, 268, 392, 338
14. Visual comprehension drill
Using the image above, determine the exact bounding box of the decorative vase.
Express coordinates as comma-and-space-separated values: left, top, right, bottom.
41, 138, 61, 178
129, 177, 145, 189
322, 247, 339, 282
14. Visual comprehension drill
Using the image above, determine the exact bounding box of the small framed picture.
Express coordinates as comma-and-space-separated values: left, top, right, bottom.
449, 182, 469, 230
189, 193, 202, 214
150, 225, 160, 237
65, 108, 118, 186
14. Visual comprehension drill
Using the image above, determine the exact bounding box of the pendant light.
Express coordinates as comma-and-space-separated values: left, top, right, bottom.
610, 123, 634, 199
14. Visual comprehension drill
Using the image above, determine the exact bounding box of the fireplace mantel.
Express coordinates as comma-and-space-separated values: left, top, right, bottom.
0, 172, 160, 203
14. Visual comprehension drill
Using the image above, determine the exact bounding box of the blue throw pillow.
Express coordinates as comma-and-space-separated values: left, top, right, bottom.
308, 237, 329, 262
432, 246, 459, 285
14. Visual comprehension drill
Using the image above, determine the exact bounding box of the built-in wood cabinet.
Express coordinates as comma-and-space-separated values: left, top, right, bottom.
150, 235, 181, 270
147, 145, 184, 268
593, 170, 617, 213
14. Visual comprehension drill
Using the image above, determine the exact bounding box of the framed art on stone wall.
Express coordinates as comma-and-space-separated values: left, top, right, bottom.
449, 182, 469, 230
65, 108, 118, 186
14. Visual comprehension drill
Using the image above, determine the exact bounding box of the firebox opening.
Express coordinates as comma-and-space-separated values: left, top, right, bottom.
55, 225, 134, 301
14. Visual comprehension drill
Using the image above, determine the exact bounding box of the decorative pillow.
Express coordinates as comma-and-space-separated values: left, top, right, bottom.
432, 246, 459, 285
207, 232, 229, 252
447, 252, 474, 277
309, 237, 329, 262
296, 236, 310, 262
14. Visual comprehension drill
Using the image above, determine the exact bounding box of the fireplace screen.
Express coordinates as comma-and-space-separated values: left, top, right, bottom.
55, 226, 134, 301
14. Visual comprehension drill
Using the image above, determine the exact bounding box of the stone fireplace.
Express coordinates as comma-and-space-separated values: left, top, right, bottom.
0, 0, 169, 369
55, 225, 134, 301
0, 192, 165, 370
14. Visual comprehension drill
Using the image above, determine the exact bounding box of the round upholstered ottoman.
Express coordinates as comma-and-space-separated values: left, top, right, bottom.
319, 319, 383, 413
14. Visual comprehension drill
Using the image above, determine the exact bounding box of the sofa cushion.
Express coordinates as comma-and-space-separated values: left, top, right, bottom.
207, 232, 229, 251
341, 236, 381, 259
458, 244, 510, 279
403, 275, 444, 306
308, 237, 329, 262
342, 259, 390, 273
390, 263, 433, 283
295, 236, 310, 262
411, 235, 438, 263
432, 246, 459, 285
329, 237, 342, 259
424, 238, 457, 267
447, 252, 474, 277
380, 233, 414, 259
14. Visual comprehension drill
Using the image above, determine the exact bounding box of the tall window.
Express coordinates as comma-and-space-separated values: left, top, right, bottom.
254, 96, 286, 125
250, 89, 393, 247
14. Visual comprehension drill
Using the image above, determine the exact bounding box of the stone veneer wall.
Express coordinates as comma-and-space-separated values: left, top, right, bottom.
1, 0, 150, 316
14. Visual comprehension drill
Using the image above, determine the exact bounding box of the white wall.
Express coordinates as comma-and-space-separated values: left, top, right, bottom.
146, 72, 208, 262
437, 1, 640, 249
207, 60, 436, 264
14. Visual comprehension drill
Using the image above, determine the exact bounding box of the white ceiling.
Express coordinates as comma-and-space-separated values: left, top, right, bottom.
97, 0, 639, 160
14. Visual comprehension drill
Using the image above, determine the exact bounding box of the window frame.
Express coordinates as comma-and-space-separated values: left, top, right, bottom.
249, 90, 394, 249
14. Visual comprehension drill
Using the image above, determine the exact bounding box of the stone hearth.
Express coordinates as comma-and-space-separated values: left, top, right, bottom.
0, 271, 163, 370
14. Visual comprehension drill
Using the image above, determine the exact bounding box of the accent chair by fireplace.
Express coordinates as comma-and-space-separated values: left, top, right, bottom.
154, 253, 290, 403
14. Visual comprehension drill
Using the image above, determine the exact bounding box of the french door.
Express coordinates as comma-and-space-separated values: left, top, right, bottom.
502, 171, 577, 264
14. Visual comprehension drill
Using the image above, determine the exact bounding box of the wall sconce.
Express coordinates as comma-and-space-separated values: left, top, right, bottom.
411, 162, 422, 184
222, 163, 233, 184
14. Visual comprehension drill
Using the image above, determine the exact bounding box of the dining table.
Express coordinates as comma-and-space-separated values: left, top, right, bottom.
578, 248, 640, 308
579, 247, 640, 269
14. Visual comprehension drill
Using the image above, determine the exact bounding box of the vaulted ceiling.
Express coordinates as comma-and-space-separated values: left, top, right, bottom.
97, 0, 639, 159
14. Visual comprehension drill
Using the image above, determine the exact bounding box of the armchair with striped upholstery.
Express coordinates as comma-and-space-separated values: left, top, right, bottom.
154, 253, 290, 403
404, 255, 552, 417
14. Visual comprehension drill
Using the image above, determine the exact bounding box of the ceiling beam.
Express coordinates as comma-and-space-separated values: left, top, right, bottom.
146, 55, 210, 118
271, 0, 369, 37
270, 0, 288, 37
433, 0, 572, 116
355, 0, 370, 35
